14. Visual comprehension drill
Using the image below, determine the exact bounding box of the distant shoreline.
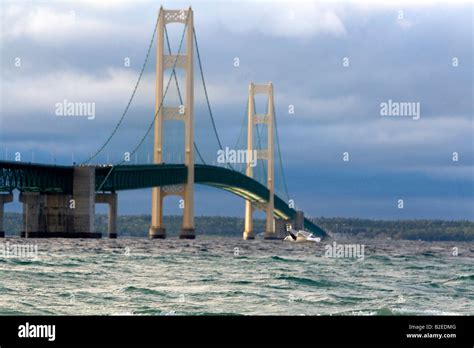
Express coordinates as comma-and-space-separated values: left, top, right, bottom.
3, 213, 473, 241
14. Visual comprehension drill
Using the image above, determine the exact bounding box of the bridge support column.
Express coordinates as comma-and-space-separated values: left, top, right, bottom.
264, 83, 276, 239
44, 194, 73, 234
243, 83, 255, 240
294, 211, 305, 231
180, 227, 195, 239
150, 7, 195, 240
20, 168, 99, 238
180, 7, 195, 240
243, 201, 255, 240
96, 193, 118, 238
0, 193, 13, 237
149, 226, 166, 239
150, 188, 166, 239
72, 167, 97, 236
244, 82, 276, 240
20, 192, 46, 237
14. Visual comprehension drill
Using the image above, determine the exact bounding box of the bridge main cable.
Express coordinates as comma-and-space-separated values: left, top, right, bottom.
96, 14, 190, 191
82, 14, 160, 165
193, 28, 234, 171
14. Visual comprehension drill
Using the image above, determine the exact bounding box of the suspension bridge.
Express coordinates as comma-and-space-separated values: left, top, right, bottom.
0, 7, 327, 240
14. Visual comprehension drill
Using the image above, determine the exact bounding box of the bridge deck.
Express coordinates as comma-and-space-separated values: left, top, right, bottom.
0, 161, 327, 237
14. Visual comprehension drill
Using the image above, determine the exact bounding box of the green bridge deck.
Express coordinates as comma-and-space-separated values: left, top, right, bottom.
0, 160, 327, 237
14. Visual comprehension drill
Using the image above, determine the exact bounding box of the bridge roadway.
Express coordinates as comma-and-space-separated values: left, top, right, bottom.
0, 160, 327, 237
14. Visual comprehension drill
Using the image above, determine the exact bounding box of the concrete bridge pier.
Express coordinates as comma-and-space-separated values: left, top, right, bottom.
21, 193, 73, 237
19, 191, 100, 238
20, 192, 46, 237
45, 194, 73, 235
263, 220, 278, 240
243, 201, 255, 240
180, 227, 195, 239
293, 211, 305, 231
96, 193, 117, 238
149, 226, 166, 239
0, 193, 13, 237
72, 167, 96, 236
44, 194, 73, 234
19, 167, 100, 238
149, 189, 166, 239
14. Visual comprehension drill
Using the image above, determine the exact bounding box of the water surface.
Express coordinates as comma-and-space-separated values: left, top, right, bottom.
0, 236, 472, 315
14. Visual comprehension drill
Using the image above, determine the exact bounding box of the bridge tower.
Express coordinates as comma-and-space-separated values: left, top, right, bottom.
243, 82, 276, 240
149, 7, 195, 239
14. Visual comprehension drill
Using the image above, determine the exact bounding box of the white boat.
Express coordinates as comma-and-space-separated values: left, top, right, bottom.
283, 225, 321, 243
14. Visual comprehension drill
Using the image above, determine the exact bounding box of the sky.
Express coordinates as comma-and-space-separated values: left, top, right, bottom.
0, 0, 473, 220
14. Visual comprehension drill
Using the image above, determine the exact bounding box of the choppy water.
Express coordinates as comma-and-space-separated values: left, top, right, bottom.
0, 236, 472, 315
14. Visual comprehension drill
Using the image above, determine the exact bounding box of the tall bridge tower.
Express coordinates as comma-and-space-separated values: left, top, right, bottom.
149, 7, 195, 239
243, 82, 276, 240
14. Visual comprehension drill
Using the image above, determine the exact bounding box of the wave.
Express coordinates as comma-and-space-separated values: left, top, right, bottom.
270, 256, 304, 263
229, 280, 253, 285
120, 286, 166, 296
420, 251, 438, 258
442, 274, 474, 284
276, 275, 337, 288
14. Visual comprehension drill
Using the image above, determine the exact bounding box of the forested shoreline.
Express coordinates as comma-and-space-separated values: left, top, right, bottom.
3, 213, 473, 241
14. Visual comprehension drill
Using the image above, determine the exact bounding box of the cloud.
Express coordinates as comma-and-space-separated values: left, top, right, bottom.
1, 4, 142, 43
210, 2, 347, 38
278, 115, 473, 172
278, 94, 363, 121
394, 164, 474, 181
397, 18, 414, 30
2, 68, 154, 117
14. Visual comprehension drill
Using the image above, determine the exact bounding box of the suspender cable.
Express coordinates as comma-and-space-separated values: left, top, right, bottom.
193, 28, 234, 170
83, 15, 159, 165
